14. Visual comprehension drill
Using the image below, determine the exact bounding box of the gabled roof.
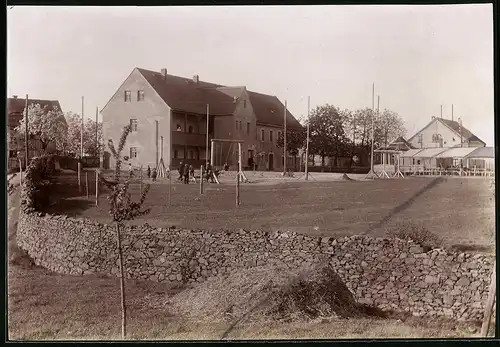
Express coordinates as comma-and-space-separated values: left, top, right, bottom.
7, 97, 63, 128
435, 147, 477, 159
137, 68, 237, 116
439, 119, 485, 145
135, 68, 303, 129
247, 91, 303, 130
378, 136, 416, 151
408, 118, 485, 146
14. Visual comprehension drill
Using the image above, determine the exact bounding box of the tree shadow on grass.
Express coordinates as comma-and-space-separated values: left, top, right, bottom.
40, 198, 96, 217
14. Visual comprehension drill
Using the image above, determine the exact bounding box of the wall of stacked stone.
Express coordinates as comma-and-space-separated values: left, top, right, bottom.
17, 209, 494, 321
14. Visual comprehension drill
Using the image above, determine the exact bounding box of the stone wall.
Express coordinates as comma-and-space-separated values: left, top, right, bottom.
17, 209, 494, 321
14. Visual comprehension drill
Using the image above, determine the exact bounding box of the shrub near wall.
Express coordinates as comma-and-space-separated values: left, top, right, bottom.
17, 209, 494, 322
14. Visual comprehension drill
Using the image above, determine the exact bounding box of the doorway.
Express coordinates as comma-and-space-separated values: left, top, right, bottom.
268, 153, 274, 171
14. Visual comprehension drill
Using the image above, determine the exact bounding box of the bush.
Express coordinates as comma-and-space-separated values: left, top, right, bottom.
21, 155, 57, 210
385, 221, 442, 251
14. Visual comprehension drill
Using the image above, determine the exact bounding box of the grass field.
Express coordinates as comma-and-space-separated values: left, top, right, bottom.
46, 171, 495, 253
8, 172, 496, 340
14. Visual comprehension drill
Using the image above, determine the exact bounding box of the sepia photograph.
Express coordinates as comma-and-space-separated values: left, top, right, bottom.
6, 4, 496, 341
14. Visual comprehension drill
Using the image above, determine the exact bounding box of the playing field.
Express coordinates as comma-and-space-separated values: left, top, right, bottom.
47, 172, 495, 254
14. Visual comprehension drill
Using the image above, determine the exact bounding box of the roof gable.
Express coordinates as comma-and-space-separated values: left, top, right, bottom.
438, 119, 485, 145
7, 98, 63, 128
247, 91, 303, 130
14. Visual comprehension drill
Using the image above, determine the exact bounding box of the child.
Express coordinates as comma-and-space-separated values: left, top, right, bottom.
183, 164, 190, 184
189, 165, 195, 182
178, 162, 184, 181
152, 168, 157, 182
147, 165, 151, 178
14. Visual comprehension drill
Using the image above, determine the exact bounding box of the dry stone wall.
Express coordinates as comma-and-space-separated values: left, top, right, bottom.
17, 209, 494, 321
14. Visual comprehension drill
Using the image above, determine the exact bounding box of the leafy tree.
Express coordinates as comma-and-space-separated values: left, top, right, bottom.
276, 127, 307, 157
376, 109, 406, 147
15, 104, 68, 154
308, 104, 350, 168
65, 112, 103, 157
100, 124, 150, 339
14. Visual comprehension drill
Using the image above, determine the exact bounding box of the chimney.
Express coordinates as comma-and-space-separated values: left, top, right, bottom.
452, 104, 454, 122
161, 68, 167, 80
193, 75, 199, 83
12, 95, 18, 99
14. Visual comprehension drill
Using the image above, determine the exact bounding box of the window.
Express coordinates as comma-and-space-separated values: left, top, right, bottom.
176, 124, 182, 132
188, 150, 193, 159
130, 119, 138, 132
261, 129, 265, 141
188, 126, 193, 134
236, 120, 239, 130
270, 130, 274, 142
174, 149, 178, 158
246, 122, 250, 136
124, 90, 132, 102
432, 134, 442, 143
137, 90, 145, 101
243, 100, 247, 108
130, 147, 138, 158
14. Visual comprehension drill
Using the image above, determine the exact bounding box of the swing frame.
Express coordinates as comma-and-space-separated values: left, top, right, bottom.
209, 139, 248, 184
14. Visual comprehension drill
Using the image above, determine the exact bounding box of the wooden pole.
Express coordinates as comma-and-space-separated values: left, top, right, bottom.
200, 165, 204, 194
283, 100, 287, 175
440, 104, 443, 119
210, 140, 215, 166
81, 96, 84, 158
238, 142, 242, 182
155, 120, 159, 168
85, 172, 89, 198
306, 96, 310, 180
78, 162, 82, 192
481, 267, 496, 337
24, 94, 29, 167
370, 84, 375, 176
95, 106, 99, 157
236, 171, 240, 206
206, 104, 210, 164
115, 223, 127, 339
95, 170, 99, 206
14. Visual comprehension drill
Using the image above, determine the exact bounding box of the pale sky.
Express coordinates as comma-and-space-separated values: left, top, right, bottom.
7, 5, 494, 145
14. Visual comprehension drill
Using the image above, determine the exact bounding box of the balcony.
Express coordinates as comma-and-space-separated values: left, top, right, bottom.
171, 131, 211, 147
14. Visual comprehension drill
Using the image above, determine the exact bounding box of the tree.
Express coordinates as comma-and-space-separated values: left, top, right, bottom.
15, 104, 68, 154
376, 109, 407, 147
308, 104, 351, 168
101, 124, 151, 339
276, 127, 307, 157
65, 112, 103, 157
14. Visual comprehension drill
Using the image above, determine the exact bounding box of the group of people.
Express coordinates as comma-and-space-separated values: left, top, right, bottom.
177, 162, 195, 184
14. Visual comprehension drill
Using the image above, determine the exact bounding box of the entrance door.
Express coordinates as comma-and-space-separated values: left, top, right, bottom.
268, 153, 274, 171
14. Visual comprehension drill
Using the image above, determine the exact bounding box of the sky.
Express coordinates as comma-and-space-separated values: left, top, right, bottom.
7, 5, 494, 145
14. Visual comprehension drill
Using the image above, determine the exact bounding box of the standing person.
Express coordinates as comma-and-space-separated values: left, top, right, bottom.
152, 168, 157, 182
189, 165, 195, 182
183, 163, 190, 184
206, 161, 212, 183
178, 161, 184, 181
147, 165, 151, 178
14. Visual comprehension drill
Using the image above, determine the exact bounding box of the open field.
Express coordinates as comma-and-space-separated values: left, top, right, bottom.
47, 171, 495, 253
8, 173, 496, 340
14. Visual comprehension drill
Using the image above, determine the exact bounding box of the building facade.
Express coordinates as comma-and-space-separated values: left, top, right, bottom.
101, 68, 303, 171
407, 117, 485, 150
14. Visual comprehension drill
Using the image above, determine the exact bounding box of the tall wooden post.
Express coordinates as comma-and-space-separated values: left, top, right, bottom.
78, 162, 82, 192
206, 104, 210, 164
85, 172, 89, 198
95, 107, 99, 157
370, 84, 375, 175
236, 172, 240, 206
95, 170, 99, 206
81, 96, 84, 157
200, 165, 204, 194
283, 100, 287, 175
155, 120, 159, 168
210, 140, 215, 166
24, 95, 29, 167
306, 96, 310, 180
19, 160, 23, 185
238, 142, 242, 182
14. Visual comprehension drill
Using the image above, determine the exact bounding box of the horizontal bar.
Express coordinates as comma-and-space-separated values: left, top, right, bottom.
210, 139, 244, 143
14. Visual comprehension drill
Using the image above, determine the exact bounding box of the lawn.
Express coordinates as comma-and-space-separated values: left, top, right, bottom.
47, 171, 495, 253
7, 175, 495, 340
